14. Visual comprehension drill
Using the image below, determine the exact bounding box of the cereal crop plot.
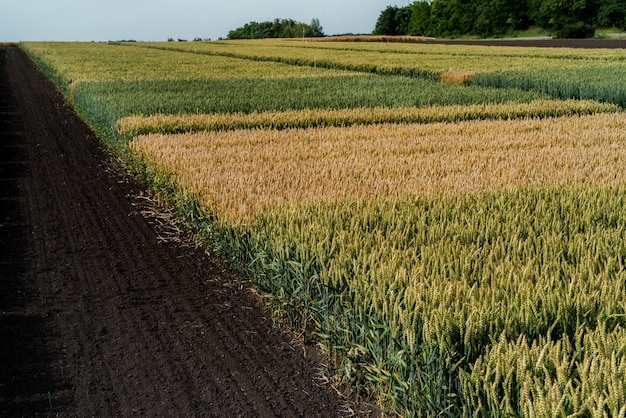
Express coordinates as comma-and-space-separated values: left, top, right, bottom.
131, 113, 626, 416
130, 113, 626, 222
141, 39, 626, 78
474, 64, 626, 107
69, 75, 548, 144
116, 99, 617, 136
22, 42, 352, 88
21, 38, 626, 417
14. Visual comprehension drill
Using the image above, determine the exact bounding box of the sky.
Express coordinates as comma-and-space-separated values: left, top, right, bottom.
2, 1, 409, 42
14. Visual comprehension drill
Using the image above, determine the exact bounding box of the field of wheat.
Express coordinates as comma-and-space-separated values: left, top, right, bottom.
130, 113, 626, 223
22, 39, 626, 416
140, 38, 626, 77
116, 99, 617, 136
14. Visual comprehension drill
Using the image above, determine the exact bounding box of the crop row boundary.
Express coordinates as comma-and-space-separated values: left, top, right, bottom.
125, 41, 626, 86
115, 99, 619, 137
126, 149, 472, 415
125, 43, 443, 80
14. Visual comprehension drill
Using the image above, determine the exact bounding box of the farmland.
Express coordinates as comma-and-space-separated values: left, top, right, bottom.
21, 39, 626, 416
140, 39, 626, 76
0, 46, 350, 417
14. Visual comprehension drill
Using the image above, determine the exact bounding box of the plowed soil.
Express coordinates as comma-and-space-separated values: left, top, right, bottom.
0, 46, 363, 417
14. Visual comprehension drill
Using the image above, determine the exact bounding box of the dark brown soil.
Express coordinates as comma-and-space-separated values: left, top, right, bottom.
0, 46, 366, 417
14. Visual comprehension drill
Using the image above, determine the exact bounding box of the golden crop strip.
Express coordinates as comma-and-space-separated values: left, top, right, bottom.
130, 113, 626, 223
116, 100, 618, 137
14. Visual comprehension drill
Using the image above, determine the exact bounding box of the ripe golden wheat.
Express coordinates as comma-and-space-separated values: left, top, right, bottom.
130, 113, 626, 223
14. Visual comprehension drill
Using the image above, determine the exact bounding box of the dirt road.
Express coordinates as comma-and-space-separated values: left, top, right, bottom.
0, 46, 357, 417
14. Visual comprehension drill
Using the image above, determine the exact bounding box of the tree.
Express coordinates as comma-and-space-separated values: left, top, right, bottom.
375, 0, 602, 39
373, 6, 401, 35
395, 6, 413, 35
528, 0, 598, 36
227, 18, 325, 39
308, 18, 324, 37
373, 5, 415, 35
408, 2, 433, 36
472, 0, 530, 36
428, 0, 475, 37
596, 0, 626, 29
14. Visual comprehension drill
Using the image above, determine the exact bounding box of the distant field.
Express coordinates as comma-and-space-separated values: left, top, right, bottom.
22, 39, 626, 417
140, 38, 626, 76
22, 42, 354, 85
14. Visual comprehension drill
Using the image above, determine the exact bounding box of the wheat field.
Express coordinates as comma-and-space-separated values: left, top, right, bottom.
130, 113, 626, 223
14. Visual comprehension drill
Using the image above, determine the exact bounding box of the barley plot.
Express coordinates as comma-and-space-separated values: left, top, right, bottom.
73, 75, 547, 136
250, 187, 626, 416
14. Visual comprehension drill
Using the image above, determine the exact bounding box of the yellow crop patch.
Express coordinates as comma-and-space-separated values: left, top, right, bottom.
131, 113, 626, 223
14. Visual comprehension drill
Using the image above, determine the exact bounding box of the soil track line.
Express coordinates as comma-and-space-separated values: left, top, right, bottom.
0, 46, 361, 417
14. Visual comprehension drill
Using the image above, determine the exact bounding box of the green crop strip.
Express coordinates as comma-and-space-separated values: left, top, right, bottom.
473, 65, 626, 107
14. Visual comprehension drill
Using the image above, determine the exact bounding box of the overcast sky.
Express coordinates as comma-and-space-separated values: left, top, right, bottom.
2, 1, 409, 42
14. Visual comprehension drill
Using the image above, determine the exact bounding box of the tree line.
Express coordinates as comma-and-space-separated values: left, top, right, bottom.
374, 0, 626, 38
227, 18, 324, 39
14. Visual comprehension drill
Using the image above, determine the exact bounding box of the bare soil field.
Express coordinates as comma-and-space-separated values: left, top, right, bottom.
0, 46, 363, 417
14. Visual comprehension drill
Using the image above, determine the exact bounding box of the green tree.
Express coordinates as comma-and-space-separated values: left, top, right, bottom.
308, 18, 324, 37
472, 0, 530, 36
408, 1, 433, 36
375, 0, 602, 38
373, 6, 401, 35
528, 0, 598, 36
227, 18, 325, 39
373, 5, 413, 35
597, 0, 626, 29
276, 19, 297, 38
428, 0, 476, 37
395, 6, 413, 34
